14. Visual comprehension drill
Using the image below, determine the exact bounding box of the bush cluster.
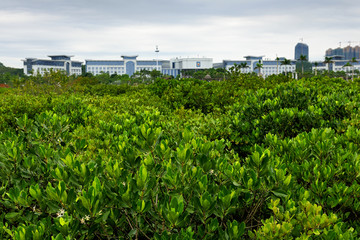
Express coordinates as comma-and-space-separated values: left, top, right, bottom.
1, 74, 360, 239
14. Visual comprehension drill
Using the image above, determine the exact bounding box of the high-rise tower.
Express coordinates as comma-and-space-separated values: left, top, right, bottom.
326, 45, 360, 60
295, 42, 309, 60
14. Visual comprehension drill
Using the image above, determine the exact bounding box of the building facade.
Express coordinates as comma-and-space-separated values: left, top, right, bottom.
22, 55, 82, 76
295, 42, 309, 60
86, 56, 213, 78
221, 56, 296, 77
326, 45, 360, 60
313, 59, 360, 72
170, 57, 213, 70
86, 55, 166, 76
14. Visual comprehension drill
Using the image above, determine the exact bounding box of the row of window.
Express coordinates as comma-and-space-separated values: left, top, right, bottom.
87, 67, 124, 71
36, 67, 82, 71
136, 67, 160, 71
334, 67, 360, 71
89, 70, 124, 75
87, 66, 161, 71
263, 67, 295, 73
33, 68, 81, 76
37, 67, 63, 71
227, 66, 295, 72
263, 66, 295, 70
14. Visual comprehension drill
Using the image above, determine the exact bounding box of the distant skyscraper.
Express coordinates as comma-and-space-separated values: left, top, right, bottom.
326, 45, 360, 60
295, 42, 309, 60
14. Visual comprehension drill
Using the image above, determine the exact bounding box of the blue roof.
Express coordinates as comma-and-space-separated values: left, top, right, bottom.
122, 55, 138, 60
244, 56, 263, 60
48, 55, 73, 61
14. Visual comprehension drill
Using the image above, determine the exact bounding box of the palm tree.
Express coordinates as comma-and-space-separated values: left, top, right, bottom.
350, 57, 358, 81
254, 60, 263, 77
298, 54, 307, 76
228, 63, 241, 75
314, 62, 319, 76
276, 56, 280, 74
343, 62, 352, 81
239, 62, 249, 73
324, 57, 333, 73
280, 58, 291, 76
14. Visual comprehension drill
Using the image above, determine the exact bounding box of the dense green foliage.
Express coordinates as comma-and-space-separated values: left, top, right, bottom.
1, 73, 360, 239
0, 62, 23, 84
0, 62, 23, 76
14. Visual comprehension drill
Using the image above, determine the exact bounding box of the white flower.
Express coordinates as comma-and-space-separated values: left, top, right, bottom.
85, 215, 90, 221
80, 218, 85, 224
59, 208, 65, 215
56, 208, 65, 218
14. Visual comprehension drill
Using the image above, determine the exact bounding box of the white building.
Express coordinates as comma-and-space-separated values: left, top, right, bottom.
262, 58, 296, 77
22, 55, 82, 76
222, 56, 296, 77
86, 55, 167, 76
313, 56, 360, 73
170, 57, 213, 70
86, 56, 213, 78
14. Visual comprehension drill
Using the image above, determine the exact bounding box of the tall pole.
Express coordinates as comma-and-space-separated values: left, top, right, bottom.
155, 45, 159, 71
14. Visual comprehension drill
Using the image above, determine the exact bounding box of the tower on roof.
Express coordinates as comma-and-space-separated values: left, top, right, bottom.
295, 42, 309, 60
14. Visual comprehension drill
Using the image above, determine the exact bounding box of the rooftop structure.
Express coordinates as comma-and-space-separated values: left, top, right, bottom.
244, 56, 264, 61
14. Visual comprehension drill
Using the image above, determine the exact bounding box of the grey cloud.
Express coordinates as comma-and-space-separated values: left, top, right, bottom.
4, 0, 358, 24
1, 0, 360, 67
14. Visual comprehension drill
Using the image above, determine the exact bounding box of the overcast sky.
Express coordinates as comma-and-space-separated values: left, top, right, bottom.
1, 0, 360, 68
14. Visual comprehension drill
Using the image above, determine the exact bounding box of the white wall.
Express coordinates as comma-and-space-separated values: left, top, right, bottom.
31, 65, 82, 76
86, 63, 161, 76
171, 58, 213, 70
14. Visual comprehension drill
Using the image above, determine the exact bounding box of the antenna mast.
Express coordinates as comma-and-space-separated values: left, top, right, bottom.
155, 45, 159, 71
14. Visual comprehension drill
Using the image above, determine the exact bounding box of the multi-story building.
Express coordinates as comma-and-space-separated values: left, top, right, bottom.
326, 45, 360, 60
170, 57, 213, 70
222, 56, 261, 73
221, 56, 297, 77
86, 55, 213, 78
263, 58, 297, 76
313, 59, 360, 72
86, 55, 167, 76
326, 47, 344, 58
22, 55, 82, 76
168, 57, 213, 77
295, 42, 309, 60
